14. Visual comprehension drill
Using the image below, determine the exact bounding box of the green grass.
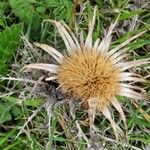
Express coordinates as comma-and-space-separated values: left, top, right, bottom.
0, 0, 150, 149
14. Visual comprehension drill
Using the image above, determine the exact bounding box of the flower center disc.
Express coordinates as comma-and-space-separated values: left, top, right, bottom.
57, 50, 119, 102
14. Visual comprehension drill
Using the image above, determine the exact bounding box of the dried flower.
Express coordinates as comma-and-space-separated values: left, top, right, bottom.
23, 7, 149, 139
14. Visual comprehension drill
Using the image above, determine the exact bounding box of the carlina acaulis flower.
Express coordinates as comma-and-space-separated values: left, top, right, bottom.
23, 7, 150, 140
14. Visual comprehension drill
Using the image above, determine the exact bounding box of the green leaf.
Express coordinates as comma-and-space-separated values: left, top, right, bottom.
128, 113, 150, 128
9, 0, 44, 41
119, 10, 145, 20
45, 0, 62, 6
0, 19, 5, 28
128, 39, 150, 51
129, 136, 150, 144
3, 96, 43, 107
0, 129, 16, 146
47, 107, 59, 148
0, 112, 12, 124
11, 106, 21, 117
36, 6, 46, 14
45, 0, 72, 22
3, 140, 20, 150
116, 95, 125, 101
0, 24, 21, 75
95, 0, 103, 6
0, 104, 12, 124
9, 0, 40, 23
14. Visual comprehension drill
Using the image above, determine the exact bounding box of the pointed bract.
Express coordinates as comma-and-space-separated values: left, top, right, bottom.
34, 42, 63, 63
119, 87, 147, 100
85, 6, 96, 49
44, 19, 77, 52
23, 63, 58, 74
116, 58, 150, 71
97, 17, 118, 54
102, 107, 123, 140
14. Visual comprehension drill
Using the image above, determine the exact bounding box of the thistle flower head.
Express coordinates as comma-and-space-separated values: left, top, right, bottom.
57, 49, 120, 109
23, 7, 150, 139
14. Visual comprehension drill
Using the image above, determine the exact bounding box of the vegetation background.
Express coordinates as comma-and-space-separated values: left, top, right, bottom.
0, 0, 150, 149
